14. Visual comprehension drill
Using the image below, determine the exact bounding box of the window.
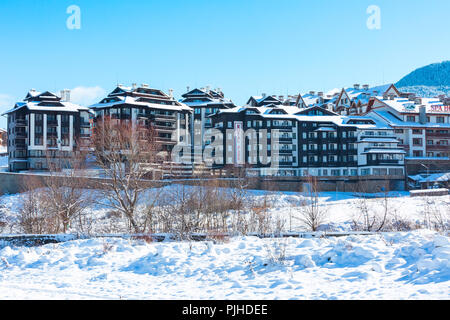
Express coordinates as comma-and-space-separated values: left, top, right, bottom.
331, 170, 340, 176
412, 138, 422, 146
407, 116, 415, 122
437, 117, 445, 123
373, 168, 388, 176
394, 129, 404, 133
412, 129, 422, 134
35, 137, 43, 146
389, 168, 403, 176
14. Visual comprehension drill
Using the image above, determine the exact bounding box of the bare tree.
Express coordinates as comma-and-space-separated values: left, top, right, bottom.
352, 179, 391, 232
373, 180, 392, 232
40, 149, 94, 234
296, 176, 328, 231
92, 117, 163, 234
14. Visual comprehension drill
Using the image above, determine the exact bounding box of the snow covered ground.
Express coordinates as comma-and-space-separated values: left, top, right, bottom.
0, 230, 449, 299
0, 187, 448, 299
0, 155, 7, 168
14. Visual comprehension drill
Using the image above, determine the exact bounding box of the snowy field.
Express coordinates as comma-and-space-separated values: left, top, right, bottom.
0, 187, 449, 299
0, 231, 449, 299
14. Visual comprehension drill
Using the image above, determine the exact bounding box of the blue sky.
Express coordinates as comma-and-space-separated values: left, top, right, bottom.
0, 0, 449, 128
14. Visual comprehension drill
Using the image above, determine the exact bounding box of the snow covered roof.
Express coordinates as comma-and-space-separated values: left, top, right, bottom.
2, 98, 89, 116
359, 137, 399, 143
90, 86, 192, 112
408, 172, 450, 183
372, 96, 449, 114
216, 105, 393, 130
371, 110, 450, 128
362, 149, 406, 154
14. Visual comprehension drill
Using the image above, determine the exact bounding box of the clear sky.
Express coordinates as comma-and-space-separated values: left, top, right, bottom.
0, 0, 449, 128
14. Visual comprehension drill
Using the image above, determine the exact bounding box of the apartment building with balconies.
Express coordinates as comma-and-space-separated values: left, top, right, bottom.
89, 84, 192, 158
2, 89, 91, 171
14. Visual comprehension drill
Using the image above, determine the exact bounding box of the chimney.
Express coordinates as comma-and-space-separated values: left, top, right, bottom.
279, 95, 284, 101
169, 89, 174, 98
354, 84, 360, 90
363, 84, 369, 90
206, 85, 210, 93
318, 92, 324, 97
309, 91, 315, 96
186, 86, 190, 93
408, 94, 416, 101
419, 106, 427, 124
132, 83, 137, 90
60, 89, 71, 102
141, 83, 149, 88
261, 93, 266, 99
414, 98, 422, 105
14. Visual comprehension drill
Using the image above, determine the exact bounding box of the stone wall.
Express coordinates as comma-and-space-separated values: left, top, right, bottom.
0, 171, 406, 196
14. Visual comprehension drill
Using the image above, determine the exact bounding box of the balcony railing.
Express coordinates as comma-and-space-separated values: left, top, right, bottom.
15, 132, 27, 138
427, 132, 449, 138
15, 119, 27, 126
427, 145, 450, 151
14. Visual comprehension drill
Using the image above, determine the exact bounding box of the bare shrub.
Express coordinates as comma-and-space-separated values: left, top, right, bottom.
351, 179, 391, 232
264, 239, 288, 265
249, 193, 272, 235
422, 196, 449, 232
18, 176, 57, 234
